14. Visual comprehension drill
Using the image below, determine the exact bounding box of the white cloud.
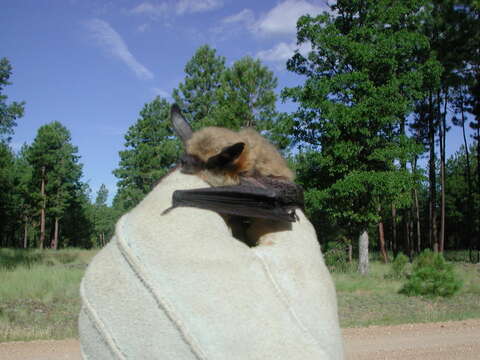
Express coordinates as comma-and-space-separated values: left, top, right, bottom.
130, 0, 223, 18
85, 18, 154, 80
256, 41, 312, 64
222, 8, 255, 25
130, 2, 168, 18
210, 8, 255, 39
257, 42, 296, 62
254, 0, 326, 36
176, 0, 223, 15
215, 1, 327, 39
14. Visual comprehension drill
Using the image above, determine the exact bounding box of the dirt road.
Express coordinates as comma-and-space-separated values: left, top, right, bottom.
1, 319, 479, 359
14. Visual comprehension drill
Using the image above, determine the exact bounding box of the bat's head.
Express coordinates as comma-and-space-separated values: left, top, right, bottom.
171, 104, 247, 186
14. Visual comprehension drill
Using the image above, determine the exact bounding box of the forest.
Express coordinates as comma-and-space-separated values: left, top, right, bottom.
1, 0, 479, 271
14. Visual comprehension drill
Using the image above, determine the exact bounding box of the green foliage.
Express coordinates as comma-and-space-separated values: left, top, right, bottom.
212, 56, 278, 130
173, 45, 226, 127
25, 122, 90, 248
0, 143, 16, 238
283, 0, 432, 238
323, 241, 355, 273
172, 47, 284, 141
89, 184, 116, 247
388, 253, 410, 279
95, 184, 108, 206
0, 57, 25, 142
113, 96, 179, 212
400, 250, 463, 297
444, 145, 480, 249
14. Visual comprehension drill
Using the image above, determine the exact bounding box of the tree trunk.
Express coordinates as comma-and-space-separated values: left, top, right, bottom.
414, 188, 421, 253
23, 219, 28, 249
399, 116, 408, 256
438, 89, 447, 253
39, 166, 46, 249
348, 243, 353, 263
358, 230, 369, 275
428, 94, 438, 252
477, 123, 480, 262
391, 204, 397, 257
412, 156, 421, 254
51, 217, 59, 250
405, 218, 410, 257
377, 205, 388, 263
460, 95, 474, 259
378, 221, 388, 263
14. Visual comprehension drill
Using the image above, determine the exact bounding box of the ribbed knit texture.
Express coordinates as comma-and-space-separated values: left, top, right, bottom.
79, 170, 344, 359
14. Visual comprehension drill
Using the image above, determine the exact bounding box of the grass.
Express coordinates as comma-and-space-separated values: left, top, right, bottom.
333, 261, 480, 327
0, 248, 479, 342
0, 248, 96, 342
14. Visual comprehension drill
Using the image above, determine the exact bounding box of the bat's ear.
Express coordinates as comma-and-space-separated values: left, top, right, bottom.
206, 142, 245, 170
170, 104, 193, 144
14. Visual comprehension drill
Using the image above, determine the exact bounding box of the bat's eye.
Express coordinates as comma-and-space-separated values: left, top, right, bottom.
180, 154, 204, 174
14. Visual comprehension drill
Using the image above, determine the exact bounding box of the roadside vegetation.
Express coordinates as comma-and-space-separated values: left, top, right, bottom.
0, 249, 96, 342
1, 248, 479, 342
334, 261, 480, 328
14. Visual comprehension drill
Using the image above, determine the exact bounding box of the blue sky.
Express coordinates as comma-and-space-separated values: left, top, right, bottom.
1, 0, 475, 202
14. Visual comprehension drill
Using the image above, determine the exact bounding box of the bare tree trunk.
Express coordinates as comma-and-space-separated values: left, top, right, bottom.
358, 230, 369, 275
378, 220, 388, 263
39, 166, 46, 250
405, 218, 410, 257
414, 188, 421, 253
476, 123, 480, 262
438, 90, 447, 253
348, 243, 353, 263
399, 116, 409, 256
23, 220, 28, 249
460, 94, 474, 260
428, 93, 438, 252
412, 156, 421, 254
51, 217, 59, 250
377, 205, 388, 263
392, 204, 397, 256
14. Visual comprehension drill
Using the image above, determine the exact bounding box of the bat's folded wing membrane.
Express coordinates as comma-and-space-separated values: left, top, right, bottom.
169, 184, 298, 222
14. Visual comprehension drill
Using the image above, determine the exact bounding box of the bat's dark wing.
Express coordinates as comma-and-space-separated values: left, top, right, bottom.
163, 176, 304, 222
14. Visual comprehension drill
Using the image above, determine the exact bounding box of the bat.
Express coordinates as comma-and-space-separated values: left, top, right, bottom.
164, 104, 304, 244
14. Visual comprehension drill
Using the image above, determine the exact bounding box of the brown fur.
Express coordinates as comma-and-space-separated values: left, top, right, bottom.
185, 127, 294, 186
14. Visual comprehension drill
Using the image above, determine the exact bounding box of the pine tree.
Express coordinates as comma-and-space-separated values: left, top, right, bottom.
90, 184, 115, 247
113, 96, 179, 212
212, 56, 278, 130
172, 45, 226, 127
0, 58, 25, 142
27, 122, 83, 249
283, 0, 434, 274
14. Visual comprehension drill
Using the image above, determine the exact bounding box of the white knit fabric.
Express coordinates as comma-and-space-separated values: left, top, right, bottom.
79, 170, 344, 359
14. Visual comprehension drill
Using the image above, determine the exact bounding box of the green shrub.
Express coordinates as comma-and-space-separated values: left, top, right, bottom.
400, 249, 462, 297
387, 253, 409, 279
323, 242, 355, 273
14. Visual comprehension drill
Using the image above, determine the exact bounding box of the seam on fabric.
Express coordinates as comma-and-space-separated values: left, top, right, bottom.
254, 250, 328, 355
115, 216, 209, 360
80, 283, 127, 360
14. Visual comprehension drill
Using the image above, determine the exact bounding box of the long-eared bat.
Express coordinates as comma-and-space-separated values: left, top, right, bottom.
164, 104, 304, 245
